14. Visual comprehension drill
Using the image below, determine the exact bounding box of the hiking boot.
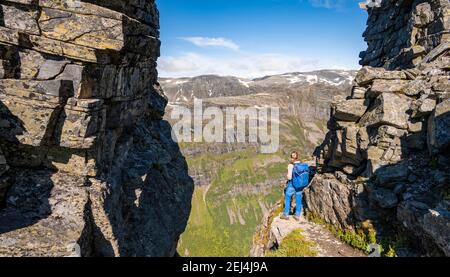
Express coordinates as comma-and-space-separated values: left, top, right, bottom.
280, 214, 289, 220
293, 215, 301, 222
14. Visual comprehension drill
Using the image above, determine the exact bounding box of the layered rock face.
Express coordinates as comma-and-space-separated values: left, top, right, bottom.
306, 0, 449, 256
0, 0, 193, 256
360, 0, 449, 69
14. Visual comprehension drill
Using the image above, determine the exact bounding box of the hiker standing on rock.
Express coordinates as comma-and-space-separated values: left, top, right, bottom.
281, 151, 309, 221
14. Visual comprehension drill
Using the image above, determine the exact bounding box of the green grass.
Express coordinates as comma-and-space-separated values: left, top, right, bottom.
178, 150, 286, 257
306, 211, 408, 257
281, 115, 317, 154
177, 187, 229, 257
178, 186, 283, 256
335, 228, 375, 251
208, 153, 286, 200
186, 148, 253, 169
266, 230, 318, 257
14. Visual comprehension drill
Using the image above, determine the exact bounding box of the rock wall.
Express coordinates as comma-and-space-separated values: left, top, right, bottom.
360, 0, 449, 69
306, 0, 449, 256
0, 0, 194, 257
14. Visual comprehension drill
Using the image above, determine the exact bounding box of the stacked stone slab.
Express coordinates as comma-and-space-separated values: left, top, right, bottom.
305, 0, 449, 256
360, 0, 449, 69
0, 0, 193, 256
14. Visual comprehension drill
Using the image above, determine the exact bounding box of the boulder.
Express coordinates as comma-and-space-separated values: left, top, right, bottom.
413, 3, 434, 27
379, 124, 409, 139
304, 175, 355, 230
410, 45, 426, 57
0, 94, 62, 146
404, 68, 421, 80
408, 120, 424, 133
333, 99, 368, 122
368, 79, 410, 98
372, 188, 399, 209
381, 145, 403, 163
341, 126, 363, 164
404, 78, 428, 96
418, 98, 437, 114
0, 47, 48, 79
432, 76, 450, 92
1, 4, 40, 35
351, 86, 367, 99
0, 79, 75, 98
428, 99, 450, 154
398, 201, 450, 256
421, 42, 450, 64
37, 59, 70, 80
422, 205, 450, 256
360, 93, 411, 129
367, 146, 385, 161
342, 164, 361, 176
375, 163, 409, 186
358, 127, 370, 150
329, 126, 365, 167
355, 67, 406, 86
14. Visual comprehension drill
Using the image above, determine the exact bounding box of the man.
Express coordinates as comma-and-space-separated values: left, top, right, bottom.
281, 151, 309, 221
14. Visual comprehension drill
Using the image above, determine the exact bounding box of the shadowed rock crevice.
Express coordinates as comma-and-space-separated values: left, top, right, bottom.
0, 0, 194, 257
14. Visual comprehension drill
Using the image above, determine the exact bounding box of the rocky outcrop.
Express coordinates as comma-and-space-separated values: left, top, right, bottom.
250, 201, 365, 257
0, 0, 194, 257
306, 0, 449, 256
360, 0, 449, 69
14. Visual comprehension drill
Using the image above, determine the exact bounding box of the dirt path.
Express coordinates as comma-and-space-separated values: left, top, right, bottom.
270, 216, 366, 257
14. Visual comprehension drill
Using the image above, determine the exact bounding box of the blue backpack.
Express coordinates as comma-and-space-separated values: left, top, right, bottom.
292, 163, 309, 191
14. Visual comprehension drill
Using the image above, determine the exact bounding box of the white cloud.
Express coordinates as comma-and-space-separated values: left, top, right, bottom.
158, 53, 322, 78
307, 0, 346, 9
179, 37, 240, 51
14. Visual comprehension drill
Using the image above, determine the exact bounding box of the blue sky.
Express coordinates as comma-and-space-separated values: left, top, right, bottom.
156, 0, 368, 78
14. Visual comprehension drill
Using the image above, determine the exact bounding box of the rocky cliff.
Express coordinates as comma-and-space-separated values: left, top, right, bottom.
305, 0, 449, 256
0, 0, 194, 257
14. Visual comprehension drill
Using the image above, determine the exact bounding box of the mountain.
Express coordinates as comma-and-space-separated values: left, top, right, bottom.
160, 70, 356, 103
160, 70, 357, 256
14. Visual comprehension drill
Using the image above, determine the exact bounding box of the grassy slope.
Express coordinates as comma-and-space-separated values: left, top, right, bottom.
266, 230, 318, 257
178, 151, 285, 256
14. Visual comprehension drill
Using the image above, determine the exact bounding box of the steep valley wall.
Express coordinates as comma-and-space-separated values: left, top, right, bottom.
0, 0, 194, 256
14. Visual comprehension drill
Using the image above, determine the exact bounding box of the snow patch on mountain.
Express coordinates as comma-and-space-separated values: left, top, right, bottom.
239, 79, 253, 88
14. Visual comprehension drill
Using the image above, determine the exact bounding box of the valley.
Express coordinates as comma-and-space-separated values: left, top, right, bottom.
161, 70, 356, 256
